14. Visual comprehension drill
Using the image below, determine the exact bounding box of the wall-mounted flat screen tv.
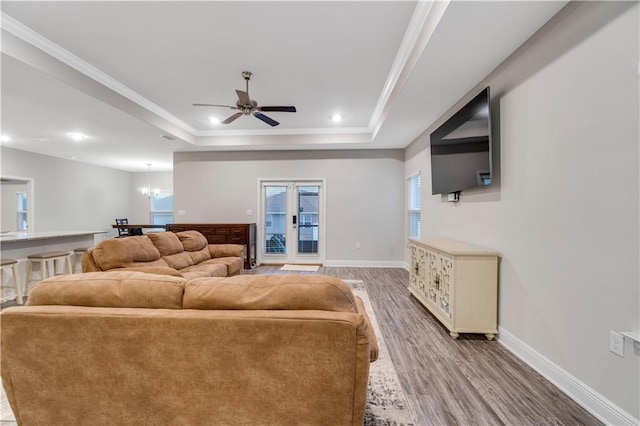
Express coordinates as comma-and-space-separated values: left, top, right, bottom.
430, 87, 492, 195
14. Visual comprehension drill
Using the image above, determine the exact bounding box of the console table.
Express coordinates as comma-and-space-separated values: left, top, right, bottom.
409, 237, 499, 340
166, 223, 256, 269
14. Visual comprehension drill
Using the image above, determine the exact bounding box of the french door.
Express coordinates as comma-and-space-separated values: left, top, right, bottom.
260, 180, 324, 264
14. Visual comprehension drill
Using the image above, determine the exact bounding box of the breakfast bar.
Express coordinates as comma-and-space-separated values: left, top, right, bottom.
0, 230, 106, 302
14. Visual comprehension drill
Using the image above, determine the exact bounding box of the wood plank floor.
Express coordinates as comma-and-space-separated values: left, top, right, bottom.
251, 265, 601, 426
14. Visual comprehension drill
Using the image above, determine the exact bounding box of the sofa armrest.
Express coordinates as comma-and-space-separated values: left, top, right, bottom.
354, 296, 379, 362
208, 244, 244, 258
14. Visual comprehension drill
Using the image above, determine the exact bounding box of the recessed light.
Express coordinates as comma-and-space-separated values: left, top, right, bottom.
331, 113, 343, 123
1, 135, 11, 142
209, 116, 221, 125
160, 134, 176, 141
66, 132, 87, 141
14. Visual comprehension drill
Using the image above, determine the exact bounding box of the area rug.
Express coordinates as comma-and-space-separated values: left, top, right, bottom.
344, 279, 415, 426
0, 279, 414, 426
279, 264, 320, 272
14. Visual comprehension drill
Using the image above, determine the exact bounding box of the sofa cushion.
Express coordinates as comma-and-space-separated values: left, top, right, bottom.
162, 252, 195, 270
176, 231, 208, 251
201, 257, 243, 276
180, 263, 227, 278
26, 272, 186, 309
187, 247, 211, 265
147, 232, 184, 256
91, 236, 164, 271
110, 266, 183, 277
184, 275, 357, 312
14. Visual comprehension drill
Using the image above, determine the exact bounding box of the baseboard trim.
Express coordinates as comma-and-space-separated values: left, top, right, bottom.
497, 326, 638, 426
323, 260, 407, 268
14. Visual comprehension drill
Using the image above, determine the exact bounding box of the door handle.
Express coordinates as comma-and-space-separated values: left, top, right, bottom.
292, 215, 297, 225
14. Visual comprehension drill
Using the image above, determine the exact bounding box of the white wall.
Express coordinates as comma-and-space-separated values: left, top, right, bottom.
405, 2, 639, 422
0, 147, 131, 236
174, 150, 405, 265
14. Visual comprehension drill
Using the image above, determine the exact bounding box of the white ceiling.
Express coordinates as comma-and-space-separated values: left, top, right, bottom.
0, 1, 567, 172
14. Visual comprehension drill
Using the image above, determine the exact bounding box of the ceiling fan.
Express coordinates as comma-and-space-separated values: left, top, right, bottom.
193, 71, 296, 127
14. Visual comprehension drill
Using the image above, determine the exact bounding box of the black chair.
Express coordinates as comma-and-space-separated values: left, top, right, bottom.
115, 218, 129, 237
115, 218, 142, 237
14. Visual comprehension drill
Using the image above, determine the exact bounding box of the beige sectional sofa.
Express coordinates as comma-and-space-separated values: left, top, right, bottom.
1, 272, 378, 426
82, 230, 244, 279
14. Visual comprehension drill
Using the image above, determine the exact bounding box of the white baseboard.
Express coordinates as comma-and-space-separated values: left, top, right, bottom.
323, 260, 407, 268
497, 326, 638, 426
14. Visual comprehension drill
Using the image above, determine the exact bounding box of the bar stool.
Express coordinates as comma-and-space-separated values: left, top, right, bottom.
72, 247, 92, 273
1, 259, 23, 304
26, 251, 73, 294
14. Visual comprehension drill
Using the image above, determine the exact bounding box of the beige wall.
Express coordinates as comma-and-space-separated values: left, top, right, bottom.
405, 2, 639, 422
173, 150, 405, 265
129, 171, 173, 225
1, 181, 28, 232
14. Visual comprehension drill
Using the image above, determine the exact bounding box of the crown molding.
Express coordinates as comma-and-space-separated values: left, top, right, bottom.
369, 0, 450, 139
0, 12, 198, 136
196, 126, 370, 137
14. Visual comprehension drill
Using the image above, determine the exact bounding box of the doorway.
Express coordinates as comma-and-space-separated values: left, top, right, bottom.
260, 180, 324, 265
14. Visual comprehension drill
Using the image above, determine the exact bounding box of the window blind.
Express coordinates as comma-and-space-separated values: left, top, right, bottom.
407, 174, 421, 239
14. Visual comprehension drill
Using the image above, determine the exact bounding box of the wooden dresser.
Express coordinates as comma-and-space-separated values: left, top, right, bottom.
166, 223, 256, 269
409, 237, 499, 340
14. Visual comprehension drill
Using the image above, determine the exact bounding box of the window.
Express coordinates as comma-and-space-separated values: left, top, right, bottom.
151, 192, 174, 225
407, 174, 421, 239
16, 192, 27, 231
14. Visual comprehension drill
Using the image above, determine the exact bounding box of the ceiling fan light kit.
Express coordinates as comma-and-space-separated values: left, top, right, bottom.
194, 71, 296, 127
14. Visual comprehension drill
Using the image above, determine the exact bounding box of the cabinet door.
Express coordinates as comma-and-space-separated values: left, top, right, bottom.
411, 245, 427, 294
436, 254, 454, 318
426, 250, 439, 306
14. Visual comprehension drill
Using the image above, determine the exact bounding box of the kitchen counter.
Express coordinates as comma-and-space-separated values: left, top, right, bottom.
0, 230, 106, 243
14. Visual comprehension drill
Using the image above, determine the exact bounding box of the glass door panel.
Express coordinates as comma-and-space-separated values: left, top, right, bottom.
263, 185, 288, 256
295, 186, 319, 256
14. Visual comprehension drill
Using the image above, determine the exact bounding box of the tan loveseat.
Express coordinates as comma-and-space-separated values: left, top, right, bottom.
1, 272, 378, 426
82, 230, 244, 279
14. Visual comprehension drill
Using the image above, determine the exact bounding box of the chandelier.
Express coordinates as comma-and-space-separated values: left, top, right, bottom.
141, 163, 160, 198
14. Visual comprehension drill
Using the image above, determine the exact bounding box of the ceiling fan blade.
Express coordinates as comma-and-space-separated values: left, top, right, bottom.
235, 90, 251, 106
260, 106, 297, 113
222, 112, 243, 124
193, 103, 237, 109
253, 112, 279, 127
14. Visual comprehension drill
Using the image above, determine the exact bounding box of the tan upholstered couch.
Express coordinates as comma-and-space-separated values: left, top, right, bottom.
82, 230, 244, 279
1, 272, 378, 426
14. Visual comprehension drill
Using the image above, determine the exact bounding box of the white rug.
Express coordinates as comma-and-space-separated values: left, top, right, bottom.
279, 264, 320, 272
344, 279, 415, 426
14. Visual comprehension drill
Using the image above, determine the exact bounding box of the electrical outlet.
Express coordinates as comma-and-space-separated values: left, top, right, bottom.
609, 331, 624, 357
355, 242, 361, 249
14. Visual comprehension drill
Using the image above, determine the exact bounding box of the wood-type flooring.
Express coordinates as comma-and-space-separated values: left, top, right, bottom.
250, 265, 602, 426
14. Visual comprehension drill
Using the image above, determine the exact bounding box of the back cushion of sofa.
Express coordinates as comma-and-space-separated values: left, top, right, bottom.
147, 232, 197, 270
175, 231, 208, 251
175, 230, 213, 264
27, 271, 186, 309
147, 232, 184, 255
92, 236, 162, 271
184, 275, 357, 313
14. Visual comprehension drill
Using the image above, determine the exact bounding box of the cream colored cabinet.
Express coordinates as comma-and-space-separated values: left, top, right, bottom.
409, 238, 499, 340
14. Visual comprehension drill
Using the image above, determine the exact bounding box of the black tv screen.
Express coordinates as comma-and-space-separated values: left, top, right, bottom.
430, 87, 492, 195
